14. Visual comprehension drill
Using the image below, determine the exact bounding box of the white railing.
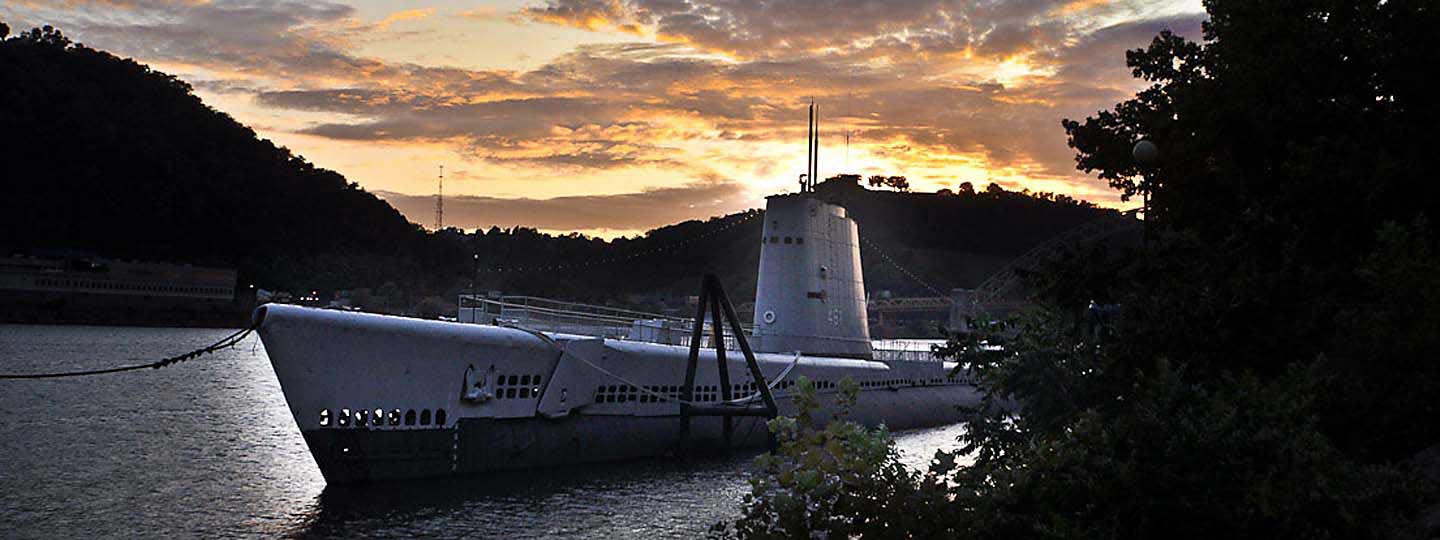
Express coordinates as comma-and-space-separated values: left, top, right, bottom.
459, 294, 751, 349
460, 294, 947, 362
871, 339, 945, 363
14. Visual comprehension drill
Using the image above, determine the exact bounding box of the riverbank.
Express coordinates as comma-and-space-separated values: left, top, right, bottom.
0, 302, 250, 328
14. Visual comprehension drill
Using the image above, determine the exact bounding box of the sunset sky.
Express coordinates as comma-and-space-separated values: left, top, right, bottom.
3, 0, 1203, 237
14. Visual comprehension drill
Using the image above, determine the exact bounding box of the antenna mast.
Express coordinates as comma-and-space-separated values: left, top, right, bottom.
435, 165, 444, 231
801, 101, 822, 193
811, 102, 819, 191
805, 102, 814, 193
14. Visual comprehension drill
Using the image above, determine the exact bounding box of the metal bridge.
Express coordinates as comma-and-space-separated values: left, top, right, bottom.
868, 209, 1143, 326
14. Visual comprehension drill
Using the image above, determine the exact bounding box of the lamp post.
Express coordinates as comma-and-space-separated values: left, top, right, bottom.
470, 253, 479, 322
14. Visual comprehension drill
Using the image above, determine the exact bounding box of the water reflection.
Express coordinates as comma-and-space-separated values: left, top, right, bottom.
0, 325, 966, 539
288, 454, 755, 539
285, 423, 967, 539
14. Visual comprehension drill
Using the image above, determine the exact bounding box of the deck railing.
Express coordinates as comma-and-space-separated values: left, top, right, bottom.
458, 294, 945, 362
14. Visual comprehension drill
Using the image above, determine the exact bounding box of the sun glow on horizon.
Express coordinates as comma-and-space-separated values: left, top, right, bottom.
0, 0, 1201, 232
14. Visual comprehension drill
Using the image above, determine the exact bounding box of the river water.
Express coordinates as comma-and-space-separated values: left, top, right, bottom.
0, 325, 967, 538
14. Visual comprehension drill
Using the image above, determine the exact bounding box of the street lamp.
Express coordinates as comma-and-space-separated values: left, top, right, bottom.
470, 253, 479, 322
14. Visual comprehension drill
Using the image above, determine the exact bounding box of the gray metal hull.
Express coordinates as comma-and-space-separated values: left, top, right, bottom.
256, 304, 978, 484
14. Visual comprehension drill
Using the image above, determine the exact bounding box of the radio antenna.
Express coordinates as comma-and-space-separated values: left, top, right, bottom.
806, 102, 814, 193
435, 164, 444, 230
811, 102, 819, 191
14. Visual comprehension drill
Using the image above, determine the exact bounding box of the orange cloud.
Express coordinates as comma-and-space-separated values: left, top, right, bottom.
1052, 0, 1114, 17
521, 0, 641, 33
458, 6, 500, 21
374, 8, 435, 30
9, 0, 1199, 231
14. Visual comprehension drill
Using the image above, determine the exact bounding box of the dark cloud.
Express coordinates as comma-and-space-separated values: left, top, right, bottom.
267, 94, 629, 141
1047, 12, 1208, 89
523, 0, 638, 32
522, 0, 1099, 61
374, 181, 752, 232
248, 16, 1190, 178
61, 1, 354, 71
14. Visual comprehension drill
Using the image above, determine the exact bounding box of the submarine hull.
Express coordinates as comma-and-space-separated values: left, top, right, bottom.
256, 304, 979, 485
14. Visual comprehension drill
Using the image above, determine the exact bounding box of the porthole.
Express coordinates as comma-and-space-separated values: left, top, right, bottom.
763, 310, 776, 324
319, 409, 331, 427
420, 409, 432, 425
435, 409, 447, 425
405, 409, 416, 425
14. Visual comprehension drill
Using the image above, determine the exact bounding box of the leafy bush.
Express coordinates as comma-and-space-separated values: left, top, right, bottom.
716, 377, 953, 540
722, 310, 1427, 540
944, 312, 1424, 540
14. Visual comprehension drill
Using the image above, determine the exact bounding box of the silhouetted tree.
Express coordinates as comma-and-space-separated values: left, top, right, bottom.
866, 175, 909, 192
728, 0, 1440, 537
1063, 0, 1440, 460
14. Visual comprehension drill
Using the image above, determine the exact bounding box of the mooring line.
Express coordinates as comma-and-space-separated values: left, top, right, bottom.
0, 323, 257, 379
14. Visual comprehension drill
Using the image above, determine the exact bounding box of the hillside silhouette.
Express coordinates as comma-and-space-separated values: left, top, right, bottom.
0, 25, 431, 292
0, 23, 1120, 312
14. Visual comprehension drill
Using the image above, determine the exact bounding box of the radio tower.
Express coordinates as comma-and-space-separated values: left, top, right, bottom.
434, 165, 444, 231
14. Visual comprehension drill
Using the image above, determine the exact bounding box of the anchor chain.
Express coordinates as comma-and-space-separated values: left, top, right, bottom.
0, 322, 257, 379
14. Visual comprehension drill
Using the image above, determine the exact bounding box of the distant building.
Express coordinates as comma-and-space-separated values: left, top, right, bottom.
0, 256, 246, 326
0, 256, 235, 300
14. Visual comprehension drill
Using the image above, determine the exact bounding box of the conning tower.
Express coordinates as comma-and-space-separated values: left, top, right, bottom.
751, 195, 872, 358
750, 101, 872, 359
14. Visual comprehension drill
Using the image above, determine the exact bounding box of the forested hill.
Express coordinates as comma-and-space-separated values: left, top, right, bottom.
0, 25, 433, 290
0, 23, 1119, 310
455, 179, 1119, 305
